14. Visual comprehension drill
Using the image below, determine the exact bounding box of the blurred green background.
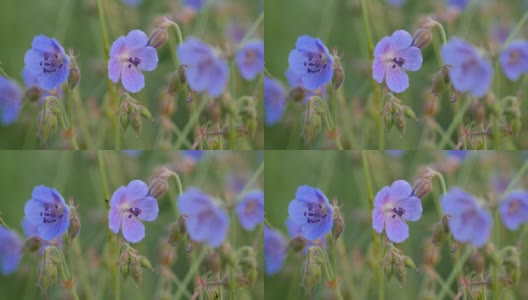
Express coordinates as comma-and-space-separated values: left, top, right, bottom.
0, 150, 264, 299
264, 0, 528, 149
0, 0, 263, 149
265, 150, 528, 299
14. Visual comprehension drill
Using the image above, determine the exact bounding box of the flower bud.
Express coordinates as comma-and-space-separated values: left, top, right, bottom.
139, 256, 152, 270
130, 260, 143, 287
119, 254, 130, 281
168, 221, 182, 245
38, 247, 60, 294
441, 215, 450, 234
24, 87, 43, 102
412, 28, 432, 49
205, 250, 221, 273
394, 111, 407, 135
332, 65, 345, 90
403, 106, 416, 120
168, 67, 186, 96
68, 214, 81, 240
25, 236, 43, 253
148, 28, 168, 49
130, 112, 143, 135
288, 236, 306, 253
384, 112, 393, 131
148, 177, 168, 198
120, 113, 129, 131
395, 263, 407, 286
302, 101, 322, 145
469, 250, 485, 273
384, 262, 393, 282
38, 107, 58, 144
432, 222, 446, 245
302, 248, 322, 294
139, 106, 152, 119
177, 215, 187, 235
412, 178, 432, 199
68, 49, 81, 89
332, 215, 344, 240
287, 87, 306, 103
432, 70, 447, 96
423, 241, 439, 266
403, 256, 416, 269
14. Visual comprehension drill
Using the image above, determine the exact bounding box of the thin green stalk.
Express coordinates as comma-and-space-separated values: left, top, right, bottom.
173, 97, 209, 149
174, 249, 208, 299
239, 161, 264, 195
504, 11, 528, 44
332, 241, 344, 300
239, 12, 264, 45
96, 151, 120, 300
378, 84, 384, 150
504, 160, 528, 194
437, 98, 473, 149
360, 151, 383, 300
436, 247, 472, 300
0, 65, 9, 78
228, 116, 235, 150
58, 247, 80, 300
492, 210, 499, 299
95, 0, 119, 150
114, 83, 120, 150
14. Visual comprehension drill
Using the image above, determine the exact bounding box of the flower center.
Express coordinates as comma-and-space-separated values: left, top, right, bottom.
509, 50, 521, 63
40, 203, 65, 223
244, 199, 257, 215
391, 207, 405, 218
128, 207, 142, 218
40, 53, 64, 74
245, 50, 257, 63
507, 199, 521, 215
391, 57, 405, 69
304, 52, 328, 74
127, 57, 141, 69
304, 202, 328, 224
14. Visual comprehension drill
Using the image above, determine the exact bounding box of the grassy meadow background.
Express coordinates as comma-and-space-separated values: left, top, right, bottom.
0, 150, 264, 299
264, 151, 528, 299
264, 0, 528, 149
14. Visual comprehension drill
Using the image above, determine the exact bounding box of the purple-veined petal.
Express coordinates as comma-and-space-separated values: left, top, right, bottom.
31, 35, 56, 53
110, 186, 127, 207
374, 186, 391, 208
395, 196, 422, 221
24, 200, 43, 225
389, 180, 413, 200
130, 46, 158, 71
372, 207, 385, 233
109, 36, 127, 58
125, 180, 149, 202
125, 30, 148, 51
390, 30, 413, 52
399, 47, 422, 71
385, 215, 409, 243
385, 66, 409, 93
135, 197, 159, 221
295, 35, 321, 53
372, 58, 385, 83
121, 66, 145, 93
109, 207, 121, 233
288, 50, 309, 79
24, 50, 43, 75
121, 215, 145, 243
108, 58, 121, 83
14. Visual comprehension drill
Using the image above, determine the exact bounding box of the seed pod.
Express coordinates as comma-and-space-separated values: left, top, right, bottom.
403, 107, 416, 120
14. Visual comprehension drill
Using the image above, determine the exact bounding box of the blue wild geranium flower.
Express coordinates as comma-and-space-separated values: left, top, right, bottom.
236, 40, 264, 80
178, 188, 229, 247
24, 185, 70, 241
108, 180, 159, 243
24, 35, 69, 90
178, 38, 229, 97
442, 38, 493, 97
108, 30, 158, 93
264, 76, 286, 126
288, 35, 334, 90
183, 0, 205, 11
285, 66, 326, 104
286, 217, 325, 251
499, 41, 528, 81
372, 180, 422, 243
236, 190, 264, 231
0, 226, 23, 275
264, 226, 286, 275
0, 76, 23, 126
499, 191, 528, 231
22, 217, 62, 252
441, 187, 492, 247
372, 30, 423, 93
288, 185, 333, 241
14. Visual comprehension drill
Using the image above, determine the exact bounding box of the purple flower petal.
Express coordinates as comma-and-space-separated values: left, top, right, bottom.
398, 47, 422, 71
133, 196, 159, 221
372, 59, 385, 83
125, 30, 148, 51
372, 207, 385, 233
109, 207, 121, 233
394, 196, 422, 221
385, 66, 409, 93
385, 216, 409, 243
121, 216, 145, 243
390, 30, 413, 51
109, 36, 126, 58
110, 186, 127, 207
31, 35, 57, 53
108, 58, 121, 83
130, 47, 159, 71
121, 66, 145, 93
390, 180, 413, 199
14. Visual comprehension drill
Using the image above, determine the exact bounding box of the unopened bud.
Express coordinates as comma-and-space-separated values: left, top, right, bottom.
332, 66, 345, 90
148, 178, 168, 198
332, 216, 344, 240
139, 106, 152, 119
441, 215, 450, 234
394, 111, 407, 135
38, 108, 58, 144
130, 261, 143, 286
139, 256, 152, 270
302, 102, 322, 145
395, 263, 407, 286
432, 222, 446, 245
68, 64, 81, 89
168, 67, 187, 96
120, 113, 129, 131
384, 112, 393, 131
24, 87, 43, 102
412, 178, 432, 198
403, 107, 416, 119
469, 250, 485, 273
384, 262, 393, 281
130, 112, 143, 135
287, 86, 306, 103
68, 215, 81, 240
302, 248, 322, 294
177, 215, 187, 235
289, 236, 306, 253
412, 28, 432, 49
403, 256, 416, 269
148, 28, 168, 49
168, 222, 182, 245
25, 237, 43, 252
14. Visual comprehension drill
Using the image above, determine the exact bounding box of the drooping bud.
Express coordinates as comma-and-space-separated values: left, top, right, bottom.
168, 221, 183, 245
394, 262, 407, 286
287, 87, 306, 103
119, 252, 130, 281
24, 87, 43, 102
402, 256, 416, 269
139, 106, 152, 119
25, 236, 43, 253
68, 214, 81, 240
130, 260, 143, 287
168, 66, 187, 96
403, 106, 416, 120
384, 112, 393, 131
432, 221, 446, 245
177, 215, 187, 235
139, 256, 152, 270
412, 178, 432, 199
411, 28, 432, 49
394, 111, 407, 135
148, 177, 169, 198
441, 215, 451, 234
288, 236, 306, 253
148, 28, 168, 49
302, 247, 323, 294
302, 99, 322, 145
130, 112, 143, 136
332, 66, 345, 90
37, 105, 58, 144
68, 49, 81, 89
332, 215, 345, 240
38, 247, 60, 294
